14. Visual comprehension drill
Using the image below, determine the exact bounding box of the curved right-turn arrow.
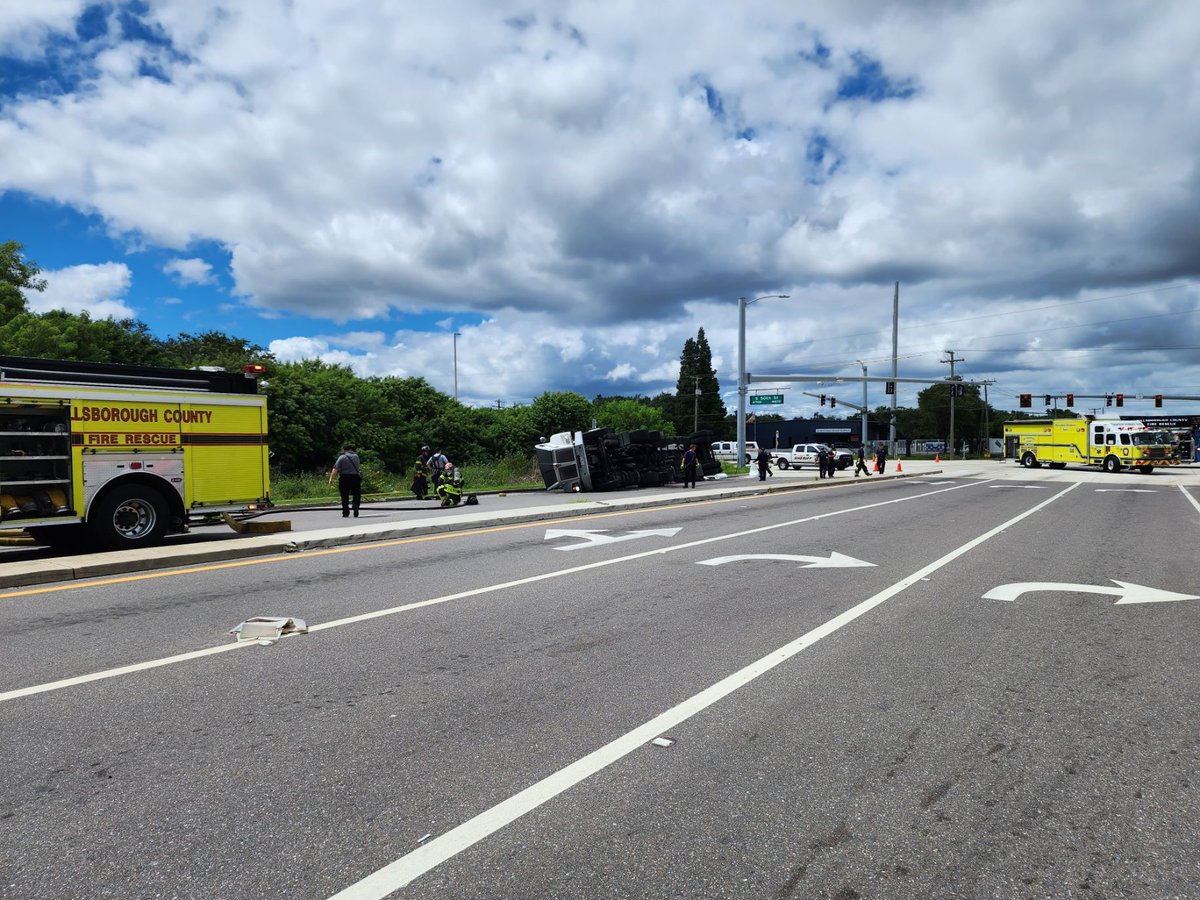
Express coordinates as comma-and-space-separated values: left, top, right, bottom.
982, 580, 1200, 605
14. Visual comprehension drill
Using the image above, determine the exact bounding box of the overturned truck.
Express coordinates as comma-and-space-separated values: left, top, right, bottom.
535, 428, 722, 492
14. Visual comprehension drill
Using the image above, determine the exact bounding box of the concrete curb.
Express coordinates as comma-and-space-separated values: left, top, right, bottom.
0, 470, 933, 589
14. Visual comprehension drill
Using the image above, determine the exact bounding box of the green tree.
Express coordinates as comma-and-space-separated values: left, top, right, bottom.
594, 397, 672, 433
477, 404, 538, 458
529, 391, 592, 439
673, 328, 725, 435
159, 331, 272, 371
0, 240, 46, 322
263, 360, 379, 472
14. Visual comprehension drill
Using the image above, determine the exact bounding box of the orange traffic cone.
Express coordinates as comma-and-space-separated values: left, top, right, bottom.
873, 457, 880, 472
895, 460, 902, 472
934, 453, 940, 463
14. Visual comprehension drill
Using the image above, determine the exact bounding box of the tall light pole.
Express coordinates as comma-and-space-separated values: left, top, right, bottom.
693, 376, 701, 432
453, 332, 462, 401
737, 293, 789, 467
856, 360, 868, 448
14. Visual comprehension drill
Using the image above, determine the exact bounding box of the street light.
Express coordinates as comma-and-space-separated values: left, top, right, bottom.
737, 293, 790, 468
452, 332, 462, 401
856, 359, 868, 448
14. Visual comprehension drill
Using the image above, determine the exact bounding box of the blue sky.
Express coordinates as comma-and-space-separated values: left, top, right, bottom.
2, 1, 1198, 415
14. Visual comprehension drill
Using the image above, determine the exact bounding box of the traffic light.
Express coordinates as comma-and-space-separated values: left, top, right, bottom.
819, 394, 826, 406
1019, 393, 1032, 408
1116, 393, 1124, 407
1106, 395, 1112, 406
1044, 394, 1052, 406
1066, 393, 1074, 407
1155, 394, 1163, 408
830, 396, 837, 408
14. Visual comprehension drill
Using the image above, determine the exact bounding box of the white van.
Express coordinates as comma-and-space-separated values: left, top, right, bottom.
710, 440, 759, 462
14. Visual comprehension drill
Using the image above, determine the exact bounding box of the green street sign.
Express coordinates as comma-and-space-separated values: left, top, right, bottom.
750, 394, 784, 405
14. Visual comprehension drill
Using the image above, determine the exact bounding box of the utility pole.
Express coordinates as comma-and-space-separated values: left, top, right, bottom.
943, 350, 964, 455
983, 382, 990, 456
889, 282, 899, 456
693, 376, 701, 432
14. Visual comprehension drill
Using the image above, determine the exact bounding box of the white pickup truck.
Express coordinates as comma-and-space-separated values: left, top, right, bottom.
710, 440, 759, 462
773, 443, 853, 470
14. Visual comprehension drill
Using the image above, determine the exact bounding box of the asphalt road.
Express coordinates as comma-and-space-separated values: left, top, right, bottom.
2, 465, 1198, 898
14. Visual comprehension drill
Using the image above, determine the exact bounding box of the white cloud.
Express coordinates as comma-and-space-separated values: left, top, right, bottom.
30, 262, 135, 319
163, 257, 216, 285
3, 1, 1200, 411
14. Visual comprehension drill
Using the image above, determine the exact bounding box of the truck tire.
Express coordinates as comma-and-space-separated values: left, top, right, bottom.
1102, 455, 1122, 473
776, 458, 790, 469
1021, 452, 1039, 468
87, 483, 169, 550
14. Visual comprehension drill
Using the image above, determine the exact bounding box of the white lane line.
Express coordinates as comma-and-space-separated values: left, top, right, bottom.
1, 478, 993, 705
0, 642, 251, 704
1178, 483, 1200, 517
327, 481, 1081, 899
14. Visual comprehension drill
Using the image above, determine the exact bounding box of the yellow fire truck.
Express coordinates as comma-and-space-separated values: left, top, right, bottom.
1003, 417, 1179, 474
0, 356, 270, 550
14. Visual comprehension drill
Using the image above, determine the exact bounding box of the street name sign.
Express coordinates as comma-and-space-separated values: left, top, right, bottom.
750, 394, 784, 405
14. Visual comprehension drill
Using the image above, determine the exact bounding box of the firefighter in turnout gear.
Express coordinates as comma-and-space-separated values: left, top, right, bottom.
434, 461, 479, 508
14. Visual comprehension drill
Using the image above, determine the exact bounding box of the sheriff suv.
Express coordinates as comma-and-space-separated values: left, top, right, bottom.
774, 443, 853, 470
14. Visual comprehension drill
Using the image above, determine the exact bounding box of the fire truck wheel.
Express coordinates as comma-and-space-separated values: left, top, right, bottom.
1102, 455, 1122, 473
1020, 452, 1039, 468
88, 484, 169, 549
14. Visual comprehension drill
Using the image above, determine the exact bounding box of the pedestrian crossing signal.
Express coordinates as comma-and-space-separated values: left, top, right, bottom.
1019, 393, 1032, 408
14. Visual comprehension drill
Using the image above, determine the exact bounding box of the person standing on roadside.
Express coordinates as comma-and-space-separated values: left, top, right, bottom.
755, 446, 772, 482
328, 444, 362, 517
427, 447, 448, 490
682, 443, 698, 488
854, 445, 871, 477
817, 446, 828, 479
876, 444, 888, 473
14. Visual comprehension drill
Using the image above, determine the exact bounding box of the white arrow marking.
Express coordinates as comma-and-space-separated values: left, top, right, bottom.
983, 580, 1200, 605
544, 527, 682, 550
1095, 489, 1156, 493
988, 485, 1047, 489
697, 552, 875, 569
